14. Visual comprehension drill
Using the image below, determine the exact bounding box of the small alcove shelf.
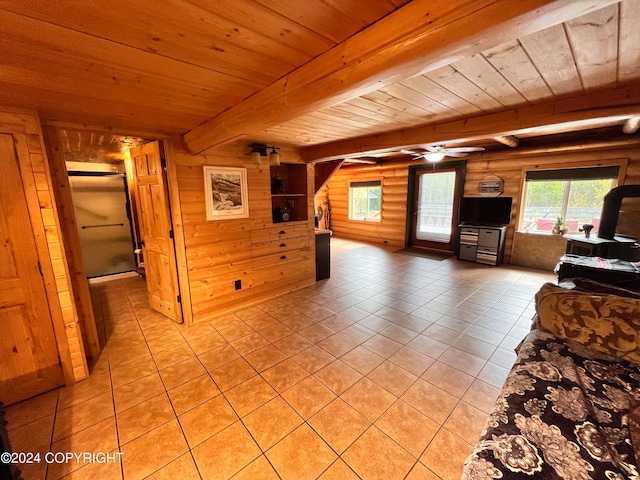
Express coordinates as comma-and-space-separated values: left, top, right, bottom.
270, 164, 308, 223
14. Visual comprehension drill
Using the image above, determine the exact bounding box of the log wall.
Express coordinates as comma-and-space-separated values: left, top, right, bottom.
317, 160, 415, 247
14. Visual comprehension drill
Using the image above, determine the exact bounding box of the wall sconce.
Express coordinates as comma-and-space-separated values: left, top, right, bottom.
250, 143, 267, 164
269, 146, 280, 166
249, 143, 280, 166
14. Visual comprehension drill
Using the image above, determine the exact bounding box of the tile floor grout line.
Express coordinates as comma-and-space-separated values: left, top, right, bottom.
44, 387, 62, 480
121, 281, 204, 480
99, 283, 128, 480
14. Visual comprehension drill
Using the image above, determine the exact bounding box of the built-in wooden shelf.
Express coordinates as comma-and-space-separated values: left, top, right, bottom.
270, 164, 308, 223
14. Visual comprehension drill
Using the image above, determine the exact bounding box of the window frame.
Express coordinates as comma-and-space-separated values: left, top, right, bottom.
517, 159, 627, 234
348, 179, 383, 222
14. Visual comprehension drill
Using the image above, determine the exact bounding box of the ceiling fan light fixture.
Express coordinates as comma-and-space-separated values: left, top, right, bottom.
425, 152, 446, 162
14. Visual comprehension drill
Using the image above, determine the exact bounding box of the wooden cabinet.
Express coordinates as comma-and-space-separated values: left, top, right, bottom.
189, 222, 314, 320
250, 223, 310, 244
250, 222, 315, 299
270, 163, 308, 223
251, 223, 313, 269
458, 225, 507, 265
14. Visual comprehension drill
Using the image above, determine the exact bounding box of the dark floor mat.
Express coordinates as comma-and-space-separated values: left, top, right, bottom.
394, 248, 453, 261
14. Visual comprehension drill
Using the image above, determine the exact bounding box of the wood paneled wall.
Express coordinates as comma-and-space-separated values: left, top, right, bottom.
323, 137, 640, 269
167, 140, 316, 324
0, 107, 86, 383
42, 125, 100, 364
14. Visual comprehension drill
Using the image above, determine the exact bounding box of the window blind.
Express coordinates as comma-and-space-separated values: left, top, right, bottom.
525, 166, 619, 182
350, 180, 381, 188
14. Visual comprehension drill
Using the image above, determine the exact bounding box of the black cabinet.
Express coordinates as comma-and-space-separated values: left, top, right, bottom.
315, 229, 331, 281
565, 234, 640, 261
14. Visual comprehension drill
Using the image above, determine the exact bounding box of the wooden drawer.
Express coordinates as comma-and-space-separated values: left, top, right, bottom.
251, 236, 309, 257
252, 247, 311, 270
250, 222, 310, 244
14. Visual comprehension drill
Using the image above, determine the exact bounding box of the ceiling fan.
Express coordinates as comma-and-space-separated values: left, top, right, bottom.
400, 144, 485, 162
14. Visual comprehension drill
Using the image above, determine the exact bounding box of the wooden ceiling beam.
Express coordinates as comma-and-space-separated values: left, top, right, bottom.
300, 83, 640, 162
182, 0, 618, 154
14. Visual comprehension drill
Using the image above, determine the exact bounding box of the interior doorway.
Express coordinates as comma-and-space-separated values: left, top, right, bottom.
55, 130, 183, 323
129, 141, 183, 323
407, 162, 465, 252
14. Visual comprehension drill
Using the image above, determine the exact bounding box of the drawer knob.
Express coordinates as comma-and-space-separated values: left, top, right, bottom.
280, 255, 287, 260
280, 243, 286, 247
279, 230, 286, 234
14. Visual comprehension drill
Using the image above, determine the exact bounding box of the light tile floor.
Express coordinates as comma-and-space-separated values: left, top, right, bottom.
6, 238, 555, 480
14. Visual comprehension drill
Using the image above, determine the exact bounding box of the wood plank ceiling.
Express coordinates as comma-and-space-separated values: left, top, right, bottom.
0, 0, 409, 136
0, 0, 638, 161
282, 1, 636, 144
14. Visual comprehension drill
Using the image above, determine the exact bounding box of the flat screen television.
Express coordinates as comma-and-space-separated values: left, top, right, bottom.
459, 196, 512, 225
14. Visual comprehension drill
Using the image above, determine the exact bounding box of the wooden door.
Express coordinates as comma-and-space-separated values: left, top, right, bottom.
0, 134, 64, 405
130, 141, 182, 323
411, 163, 464, 252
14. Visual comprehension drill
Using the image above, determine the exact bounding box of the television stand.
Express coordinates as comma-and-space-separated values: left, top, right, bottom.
458, 224, 507, 266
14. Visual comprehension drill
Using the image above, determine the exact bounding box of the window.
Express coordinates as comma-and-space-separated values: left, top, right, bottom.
349, 180, 381, 221
519, 166, 618, 233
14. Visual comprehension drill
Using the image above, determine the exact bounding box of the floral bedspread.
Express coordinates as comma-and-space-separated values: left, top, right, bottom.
462, 329, 640, 480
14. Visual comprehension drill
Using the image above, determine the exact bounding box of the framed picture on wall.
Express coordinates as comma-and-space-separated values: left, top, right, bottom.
203, 166, 249, 220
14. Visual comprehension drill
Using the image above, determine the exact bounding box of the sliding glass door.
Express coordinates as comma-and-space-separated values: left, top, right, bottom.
69, 173, 136, 278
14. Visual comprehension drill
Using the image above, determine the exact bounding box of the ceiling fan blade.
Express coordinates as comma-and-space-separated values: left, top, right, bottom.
344, 157, 378, 164
443, 146, 485, 153
444, 151, 469, 158
399, 149, 428, 161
